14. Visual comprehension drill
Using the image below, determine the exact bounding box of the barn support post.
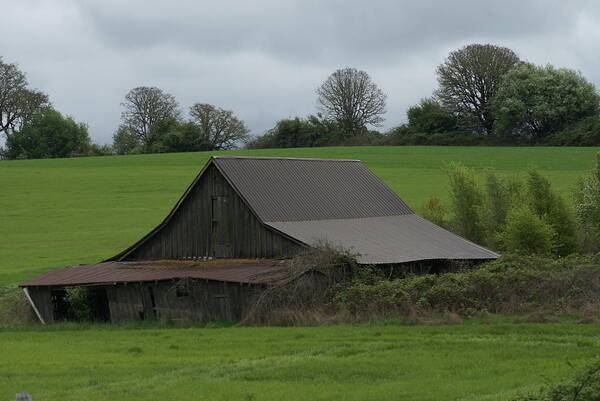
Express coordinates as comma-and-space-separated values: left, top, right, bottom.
22, 287, 45, 324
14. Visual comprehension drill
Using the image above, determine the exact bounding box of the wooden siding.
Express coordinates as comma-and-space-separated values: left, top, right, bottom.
105, 279, 262, 323
124, 164, 300, 260
27, 287, 53, 323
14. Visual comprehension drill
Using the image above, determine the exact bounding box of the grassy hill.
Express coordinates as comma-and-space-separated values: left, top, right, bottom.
1, 145, 599, 286
3, 146, 600, 401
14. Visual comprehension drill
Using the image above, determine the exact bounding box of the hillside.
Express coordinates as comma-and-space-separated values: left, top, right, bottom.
1, 146, 599, 285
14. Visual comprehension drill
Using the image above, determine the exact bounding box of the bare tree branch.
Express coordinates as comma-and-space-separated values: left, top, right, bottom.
435, 44, 521, 134
316, 68, 386, 135
189, 103, 249, 150
120, 86, 180, 149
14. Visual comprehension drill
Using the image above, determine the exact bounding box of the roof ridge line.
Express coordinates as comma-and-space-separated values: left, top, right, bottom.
264, 214, 415, 224
212, 156, 361, 162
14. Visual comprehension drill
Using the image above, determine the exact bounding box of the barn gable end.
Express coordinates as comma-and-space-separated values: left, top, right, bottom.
115, 161, 302, 261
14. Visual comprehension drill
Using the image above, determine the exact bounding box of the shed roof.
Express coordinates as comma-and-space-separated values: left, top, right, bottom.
20, 259, 289, 287
268, 215, 498, 264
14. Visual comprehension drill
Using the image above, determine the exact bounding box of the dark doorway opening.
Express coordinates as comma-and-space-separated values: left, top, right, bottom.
51, 289, 71, 321
89, 288, 111, 322
51, 286, 111, 322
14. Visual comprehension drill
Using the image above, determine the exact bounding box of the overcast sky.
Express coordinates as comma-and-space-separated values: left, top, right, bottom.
2, 0, 600, 144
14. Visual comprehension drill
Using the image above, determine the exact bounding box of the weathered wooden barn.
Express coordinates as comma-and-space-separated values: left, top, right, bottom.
20, 156, 498, 323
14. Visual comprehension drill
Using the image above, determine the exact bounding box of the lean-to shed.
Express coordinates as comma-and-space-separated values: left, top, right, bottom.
21, 156, 498, 323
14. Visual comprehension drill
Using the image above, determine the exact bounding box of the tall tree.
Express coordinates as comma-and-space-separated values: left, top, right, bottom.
0, 57, 49, 137
189, 103, 249, 150
493, 64, 600, 139
120, 86, 180, 150
436, 44, 520, 134
4, 108, 90, 159
316, 67, 386, 135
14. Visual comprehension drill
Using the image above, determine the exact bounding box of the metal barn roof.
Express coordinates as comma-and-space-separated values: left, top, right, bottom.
268, 215, 498, 264
213, 156, 413, 222
20, 259, 289, 287
212, 156, 498, 263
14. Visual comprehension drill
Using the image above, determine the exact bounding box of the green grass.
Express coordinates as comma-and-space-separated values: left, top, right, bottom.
1, 321, 600, 401
1, 146, 599, 286
3, 146, 600, 400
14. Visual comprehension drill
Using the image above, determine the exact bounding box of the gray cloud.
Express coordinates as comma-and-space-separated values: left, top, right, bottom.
0, 0, 597, 144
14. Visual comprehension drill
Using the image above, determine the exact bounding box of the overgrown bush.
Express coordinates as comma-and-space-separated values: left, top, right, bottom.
243, 244, 374, 325
497, 207, 556, 255
526, 171, 580, 255
0, 286, 33, 324
333, 254, 600, 317
574, 153, 600, 251
546, 116, 600, 146
446, 163, 486, 244
427, 163, 581, 256
65, 287, 92, 321
512, 359, 600, 401
420, 196, 447, 228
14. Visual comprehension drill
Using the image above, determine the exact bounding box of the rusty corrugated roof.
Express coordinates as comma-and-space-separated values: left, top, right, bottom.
20, 259, 289, 287
213, 156, 413, 222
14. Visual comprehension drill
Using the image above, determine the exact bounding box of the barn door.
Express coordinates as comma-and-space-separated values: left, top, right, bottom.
211, 172, 232, 257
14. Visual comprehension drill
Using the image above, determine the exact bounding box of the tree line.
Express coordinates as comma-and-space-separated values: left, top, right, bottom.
251, 44, 600, 149
2, 43, 600, 159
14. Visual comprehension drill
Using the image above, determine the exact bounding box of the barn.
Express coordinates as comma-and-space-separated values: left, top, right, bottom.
20, 156, 498, 323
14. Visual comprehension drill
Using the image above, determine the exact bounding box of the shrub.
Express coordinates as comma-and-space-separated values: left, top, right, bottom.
420, 196, 447, 228
482, 171, 520, 247
446, 163, 486, 244
545, 116, 600, 146
0, 286, 33, 324
574, 153, 600, 250
526, 171, 579, 255
497, 207, 556, 255
65, 287, 92, 321
334, 253, 600, 317
512, 359, 600, 401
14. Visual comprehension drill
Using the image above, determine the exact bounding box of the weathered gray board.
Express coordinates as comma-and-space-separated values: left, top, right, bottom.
119, 164, 301, 261
26, 279, 263, 323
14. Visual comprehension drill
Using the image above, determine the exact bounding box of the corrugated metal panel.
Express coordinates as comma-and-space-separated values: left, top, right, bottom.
267, 215, 499, 264
20, 259, 289, 287
213, 156, 413, 222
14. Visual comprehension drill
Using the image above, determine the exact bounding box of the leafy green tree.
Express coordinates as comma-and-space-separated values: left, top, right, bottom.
525, 171, 579, 255
112, 126, 140, 155
154, 120, 208, 153
482, 171, 521, 247
246, 114, 344, 149
5, 108, 90, 159
436, 44, 521, 134
446, 163, 486, 243
497, 207, 556, 255
493, 64, 600, 139
406, 98, 459, 133
574, 153, 600, 248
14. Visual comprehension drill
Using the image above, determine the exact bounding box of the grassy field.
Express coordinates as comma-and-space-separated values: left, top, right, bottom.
1, 321, 600, 401
2, 146, 600, 401
1, 145, 598, 286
